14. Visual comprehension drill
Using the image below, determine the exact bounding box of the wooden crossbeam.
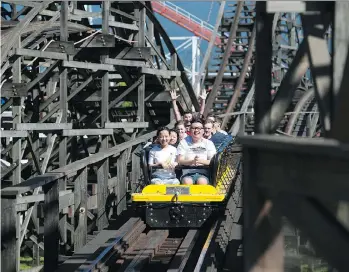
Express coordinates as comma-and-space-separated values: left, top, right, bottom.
15, 48, 68, 60
62, 60, 114, 71
105, 122, 148, 129
141, 67, 181, 78
16, 123, 72, 131
62, 129, 113, 136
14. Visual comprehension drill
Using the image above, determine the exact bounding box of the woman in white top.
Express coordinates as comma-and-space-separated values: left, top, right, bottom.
148, 127, 179, 185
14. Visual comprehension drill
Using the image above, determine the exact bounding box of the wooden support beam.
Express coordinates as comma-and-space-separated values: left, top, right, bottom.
96, 159, 109, 230
108, 20, 139, 31
243, 3, 283, 272
141, 67, 181, 78
15, 48, 68, 60
62, 60, 114, 71
15, 123, 72, 130
83, 34, 115, 48
12, 37, 22, 271
74, 167, 87, 250
116, 47, 151, 60
1, 83, 27, 97
105, 122, 148, 129
1, 198, 17, 272
72, 9, 102, 19
116, 151, 127, 215
104, 57, 146, 67
43, 180, 59, 272
110, 7, 137, 21
63, 129, 113, 136
302, 13, 332, 132
97, 0, 110, 231
46, 41, 76, 55
329, 1, 349, 231
0, 130, 28, 138
137, 75, 145, 122
59, 0, 69, 249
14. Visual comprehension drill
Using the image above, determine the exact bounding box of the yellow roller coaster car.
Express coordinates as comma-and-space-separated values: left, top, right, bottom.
131, 138, 241, 228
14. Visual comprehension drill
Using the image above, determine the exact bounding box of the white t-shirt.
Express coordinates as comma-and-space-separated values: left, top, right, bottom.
148, 145, 177, 179
177, 137, 216, 176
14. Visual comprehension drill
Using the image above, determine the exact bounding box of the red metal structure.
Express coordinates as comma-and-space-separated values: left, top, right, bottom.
151, 1, 223, 47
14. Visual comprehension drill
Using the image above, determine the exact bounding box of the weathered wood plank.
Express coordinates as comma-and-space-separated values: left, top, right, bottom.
1, 173, 65, 196
84, 34, 115, 48
141, 67, 181, 78
15, 123, 72, 131
1, 198, 17, 272
131, 152, 141, 192
137, 75, 145, 122
46, 41, 76, 55
74, 167, 88, 251
62, 60, 114, 71
16, 192, 74, 212
15, 48, 68, 60
1, 83, 27, 97
97, 159, 109, 230
108, 20, 139, 31
16, 190, 72, 205
43, 180, 60, 272
239, 134, 349, 159
62, 129, 113, 136
105, 122, 148, 129
0, 130, 28, 138
104, 57, 146, 67
116, 152, 128, 215
110, 7, 137, 21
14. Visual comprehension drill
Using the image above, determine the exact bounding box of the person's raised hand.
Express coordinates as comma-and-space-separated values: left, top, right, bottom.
199, 89, 208, 101
170, 89, 180, 101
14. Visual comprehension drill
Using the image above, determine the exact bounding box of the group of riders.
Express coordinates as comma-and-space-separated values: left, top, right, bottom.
147, 89, 232, 186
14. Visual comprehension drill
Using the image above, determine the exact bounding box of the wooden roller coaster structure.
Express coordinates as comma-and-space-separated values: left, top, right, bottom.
2, 1, 349, 272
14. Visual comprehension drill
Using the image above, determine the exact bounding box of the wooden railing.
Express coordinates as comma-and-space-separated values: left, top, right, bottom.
1, 131, 156, 271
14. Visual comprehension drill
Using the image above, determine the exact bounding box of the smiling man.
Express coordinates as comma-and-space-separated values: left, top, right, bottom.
203, 120, 229, 149
177, 120, 216, 185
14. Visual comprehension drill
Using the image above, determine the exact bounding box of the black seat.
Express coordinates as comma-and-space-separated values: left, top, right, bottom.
140, 146, 152, 184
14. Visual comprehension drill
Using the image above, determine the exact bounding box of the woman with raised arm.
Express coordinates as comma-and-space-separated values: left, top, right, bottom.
170, 88, 208, 122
